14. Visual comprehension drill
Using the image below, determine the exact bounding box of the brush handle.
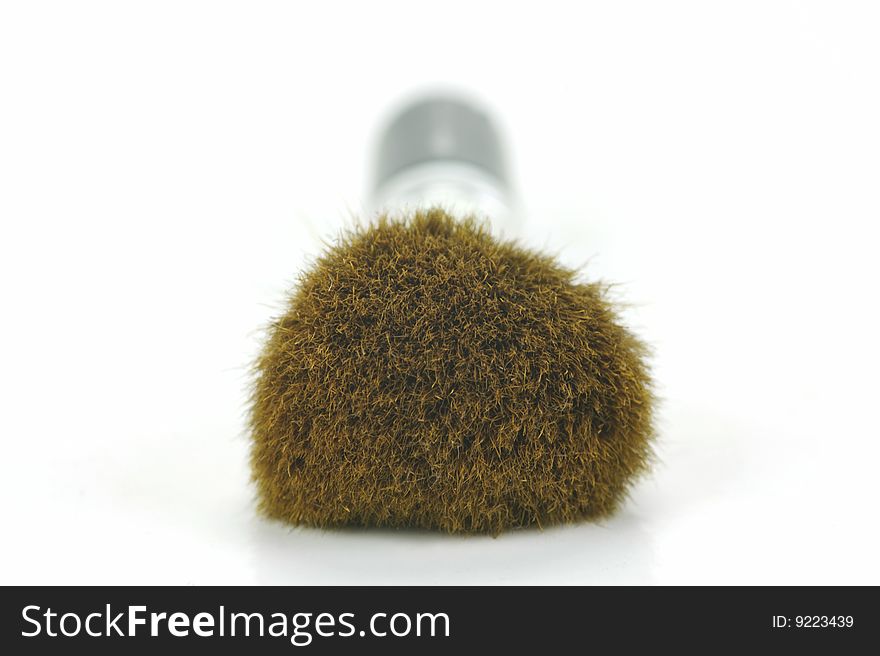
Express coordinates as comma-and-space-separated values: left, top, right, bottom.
370, 97, 517, 233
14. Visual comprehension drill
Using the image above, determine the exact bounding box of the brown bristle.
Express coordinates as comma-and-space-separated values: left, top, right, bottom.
250, 208, 655, 534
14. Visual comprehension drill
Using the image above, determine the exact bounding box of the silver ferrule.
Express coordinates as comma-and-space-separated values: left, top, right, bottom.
370, 97, 517, 233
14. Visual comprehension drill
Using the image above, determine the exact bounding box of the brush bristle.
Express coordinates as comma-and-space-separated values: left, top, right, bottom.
250, 208, 655, 533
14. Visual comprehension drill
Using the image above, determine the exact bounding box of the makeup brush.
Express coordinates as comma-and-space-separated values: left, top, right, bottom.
250, 97, 654, 533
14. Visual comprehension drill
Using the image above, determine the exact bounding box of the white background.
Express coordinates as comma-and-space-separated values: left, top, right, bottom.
2, 1, 879, 585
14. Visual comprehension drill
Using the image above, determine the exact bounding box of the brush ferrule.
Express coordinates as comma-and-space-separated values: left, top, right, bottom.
371, 97, 517, 232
